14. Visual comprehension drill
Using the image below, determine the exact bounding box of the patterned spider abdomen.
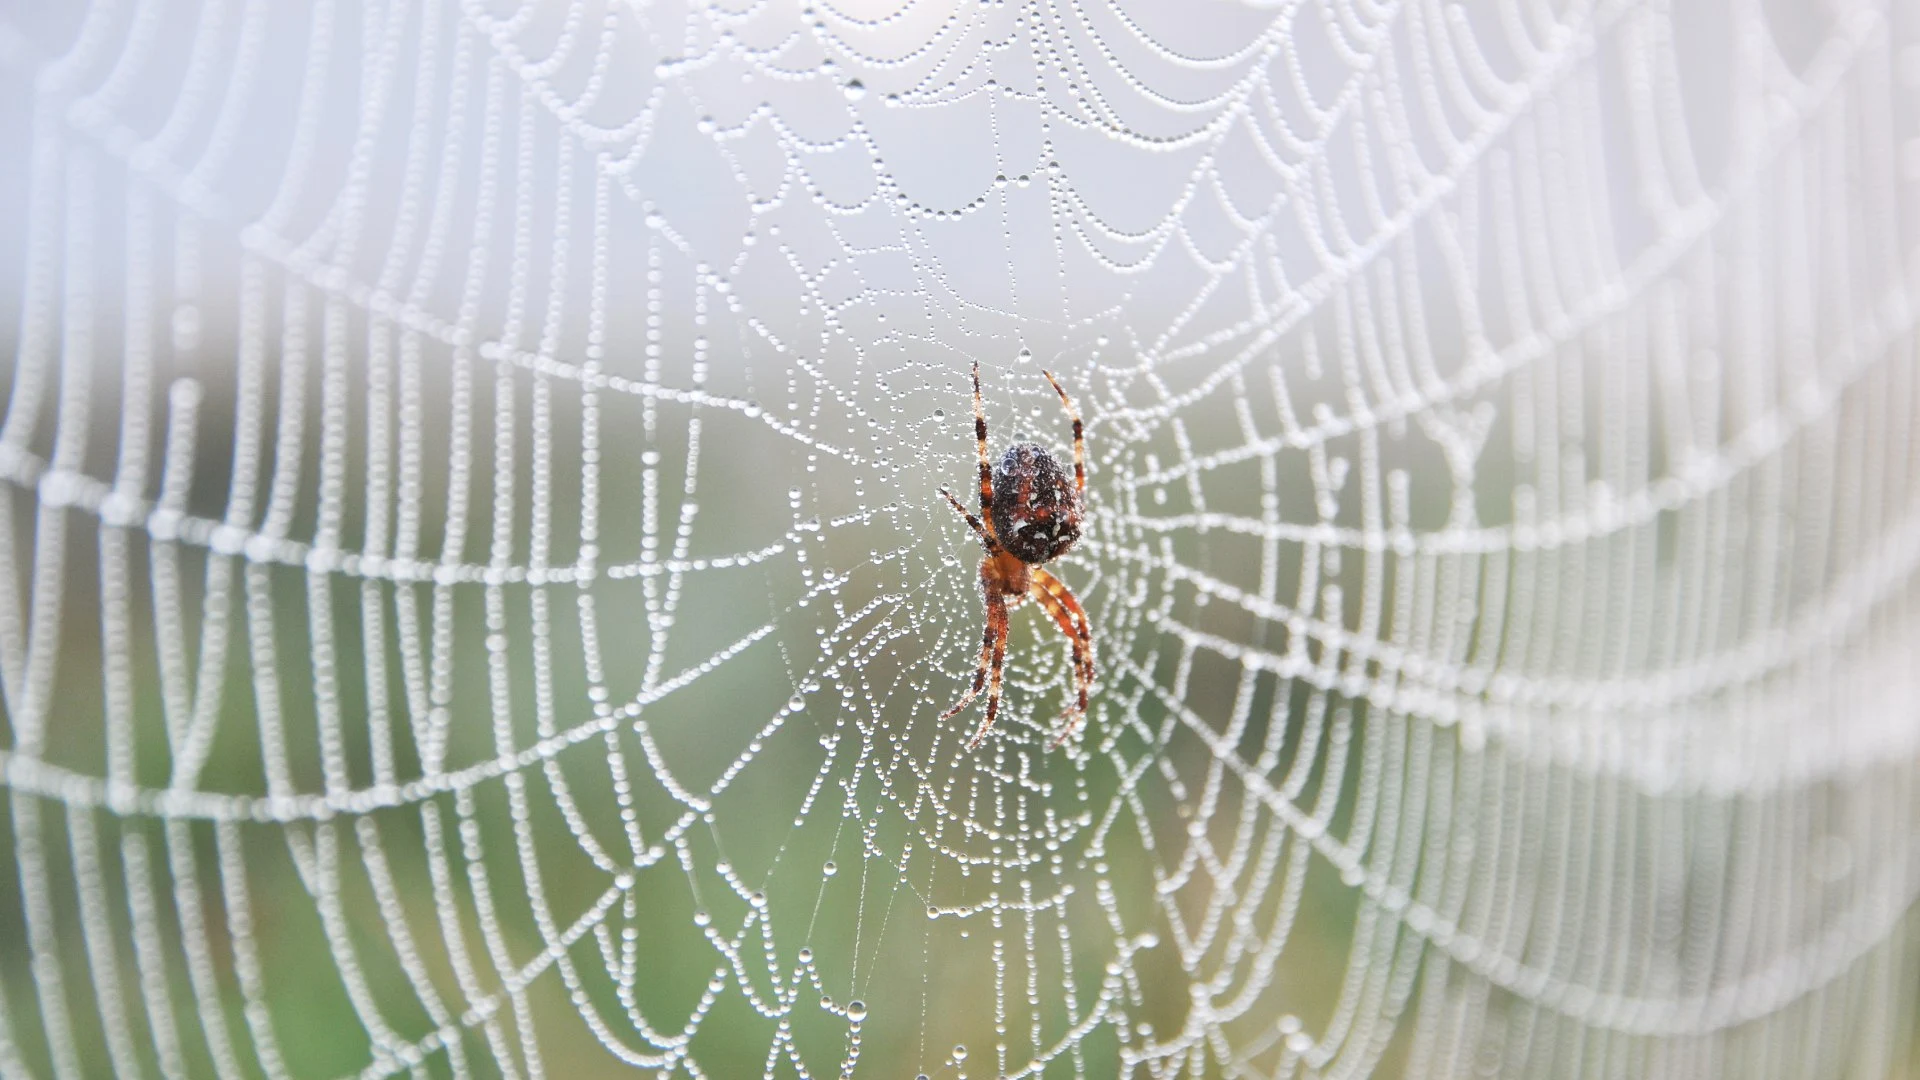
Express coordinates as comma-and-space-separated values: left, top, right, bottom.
991, 442, 1082, 565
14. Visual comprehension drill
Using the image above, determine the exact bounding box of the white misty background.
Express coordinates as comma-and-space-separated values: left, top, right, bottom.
0, 1, 1918, 1078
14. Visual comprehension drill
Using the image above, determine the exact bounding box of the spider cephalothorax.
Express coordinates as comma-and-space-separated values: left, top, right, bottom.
937, 361, 1093, 749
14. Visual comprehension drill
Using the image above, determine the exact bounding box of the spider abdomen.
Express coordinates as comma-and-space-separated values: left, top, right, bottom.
991, 442, 1082, 564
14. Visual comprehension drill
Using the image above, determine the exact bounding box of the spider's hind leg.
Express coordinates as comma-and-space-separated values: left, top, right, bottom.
939, 488, 998, 551
970, 360, 996, 519
1040, 369, 1086, 495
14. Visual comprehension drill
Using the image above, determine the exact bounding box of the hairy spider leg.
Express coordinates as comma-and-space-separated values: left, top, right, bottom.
1031, 567, 1092, 701
1028, 577, 1089, 725
940, 609, 996, 722
938, 487, 999, 552
1040, 369, 1086, 495
1031, 567, 1094, 745
970, 360, 996, 525
967, 595, 1012, 749
938, 488, 1006, 725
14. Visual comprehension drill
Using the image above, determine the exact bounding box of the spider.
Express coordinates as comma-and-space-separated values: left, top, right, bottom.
937, 360, 1093, 750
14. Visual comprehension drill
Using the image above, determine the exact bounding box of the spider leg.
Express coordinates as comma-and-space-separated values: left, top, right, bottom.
965, 594, 1011, 749
1032, 568, 1094, 690
971, 360, 996, 524
940, 611, 995, 722
1028, 580, 1088, 718
1040, 369, 1086, 495
1031, 567, 1094, 746
938, 488, 1001, 553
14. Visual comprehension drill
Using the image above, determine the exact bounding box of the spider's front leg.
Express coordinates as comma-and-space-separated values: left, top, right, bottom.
940, 580, 1002, 721
965, 593, 1012, 749
936, 489, 1016, 744
1031, 567, 1094, 746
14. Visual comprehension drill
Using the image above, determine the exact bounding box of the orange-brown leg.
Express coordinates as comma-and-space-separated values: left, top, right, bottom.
937, 488, 1002, 723
971, 360, 997, 522
1031, 567, 1094, 745
1040, 369, 1086, 495
939, 488, 999, 553
941, 596, 997, 722
1029, 581, 1088, 718
1033, 568, 1094, 692
966, 594, 1011, 748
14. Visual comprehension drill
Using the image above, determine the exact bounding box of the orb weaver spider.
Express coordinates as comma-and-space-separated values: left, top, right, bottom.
937, 360, 1093, 749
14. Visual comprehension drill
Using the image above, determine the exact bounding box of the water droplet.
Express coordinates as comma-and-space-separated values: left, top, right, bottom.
797, 947, 813, 964
843, 79, 866, 100
171, 305, 202, 351
846, 999, 867, 1022
952, 1044, 968, 1061
822, 860, 838, 877
933, 408, 945, 418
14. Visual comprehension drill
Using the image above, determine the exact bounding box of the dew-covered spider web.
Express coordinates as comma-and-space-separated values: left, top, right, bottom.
3, 0, 1920, 1076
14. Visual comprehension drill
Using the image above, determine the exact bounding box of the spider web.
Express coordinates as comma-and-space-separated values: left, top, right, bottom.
2, 0, 1919, 1076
